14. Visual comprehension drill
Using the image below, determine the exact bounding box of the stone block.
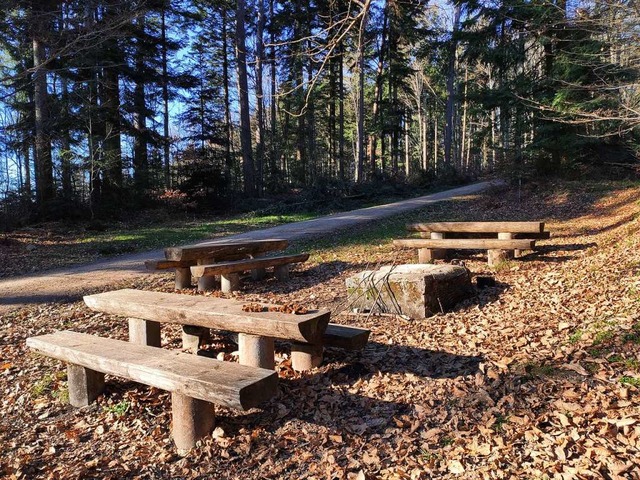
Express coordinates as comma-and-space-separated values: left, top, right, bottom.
345, 264, 473, 319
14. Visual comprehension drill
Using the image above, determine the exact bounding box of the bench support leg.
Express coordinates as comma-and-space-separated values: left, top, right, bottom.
221, 273, 241, 293
238, 334, 274, 369
251, 267, 266, 280
430, 232, 447, 260
418, 248, 435, 264
67, 364, 105, 407
489, 232, 515, 266
182, 325, 211, 352
274, 264, 290, 281
128, 318, 161, 347
175, 268, 192, 290
171, 392, 215, 454
197, 275, 219, 292
290, 343, 324, 371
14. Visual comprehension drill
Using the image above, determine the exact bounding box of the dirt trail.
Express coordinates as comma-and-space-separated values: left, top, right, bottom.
0, 181, 500, 314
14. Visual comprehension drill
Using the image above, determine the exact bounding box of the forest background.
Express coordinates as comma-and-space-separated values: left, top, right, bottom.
0, 0, 638, 227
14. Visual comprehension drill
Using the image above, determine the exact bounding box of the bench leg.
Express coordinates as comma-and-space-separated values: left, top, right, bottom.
238, 334, 274, 369
67, 364, 105, 407
429, 232, 447, 260
182, 325, 211, 352
489, 232, 515, 266
128, 318, 161, 347
175, 267, 192, 289
197, 275, 219, 292
290, 343, 324, 372
221, 273, 241, 293
488, 249, 511, 266
251, 267, 266, 280
274, 264, 290, 281
171, 392, 215, 454
418, 248, 435, 263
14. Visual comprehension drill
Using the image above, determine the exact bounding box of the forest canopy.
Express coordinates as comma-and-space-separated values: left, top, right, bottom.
0, 0, 638, 221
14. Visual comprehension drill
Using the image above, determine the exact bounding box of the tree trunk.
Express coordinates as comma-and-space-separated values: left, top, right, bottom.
222, 9, 233, 184
255, 0, 265, 196
161, 5, 171, 189
443, 5, 461, 171
368, 5, 388, 178
133, 15, 148, 192
32, 3, 54, 206
235, 0, 255, 196
355, 10, 367, 183
338, 42, 345, 181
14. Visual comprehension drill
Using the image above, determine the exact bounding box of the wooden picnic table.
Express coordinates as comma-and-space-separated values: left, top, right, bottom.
146, 238, 289, 289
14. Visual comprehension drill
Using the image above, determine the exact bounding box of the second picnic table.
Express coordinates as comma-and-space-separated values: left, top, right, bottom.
145, 238, 309, 291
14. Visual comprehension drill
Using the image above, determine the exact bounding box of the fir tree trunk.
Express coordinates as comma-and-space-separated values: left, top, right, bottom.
235, 0, 255, 196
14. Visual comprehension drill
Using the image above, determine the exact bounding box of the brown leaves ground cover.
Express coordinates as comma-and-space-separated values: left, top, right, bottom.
1, 180, 640, 479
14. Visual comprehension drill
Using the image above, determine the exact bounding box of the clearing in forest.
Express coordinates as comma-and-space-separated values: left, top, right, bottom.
1, 180, 639, 479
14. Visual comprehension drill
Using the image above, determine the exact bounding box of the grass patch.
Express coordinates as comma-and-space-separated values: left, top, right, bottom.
620, 376, 640, 387
524, 362, 556, 377
492, 414, 509, 432
568, 330, 583, 344
31, 371, 67, 399
104, 400, 130, 417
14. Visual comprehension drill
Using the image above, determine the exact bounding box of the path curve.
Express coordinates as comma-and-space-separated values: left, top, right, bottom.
0, 180, 501, 314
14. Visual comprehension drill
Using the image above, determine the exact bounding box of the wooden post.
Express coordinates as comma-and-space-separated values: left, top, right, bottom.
274, 264, 289, 281
418, 248, 434, 263
489, 232, 515, 266
171, 392, 215, 454
221, 273, 241, 293
197, 258, 218, 291
430, 232, 446, 260
251, 268, 266, 280
238, 333, 274, 369
67, 364, 105, 407
182, 325, 211, 352
175, 267, 192, 289
128, 318, 161, 347
290, 342, 323, 371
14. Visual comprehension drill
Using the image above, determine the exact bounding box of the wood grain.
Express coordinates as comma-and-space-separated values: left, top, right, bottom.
393, 238, 536, 250
191, 253, 309, 277
26, 330, 278, 410
406, 221, 545, 233
165, 239, 288, 262
83, 289, 329, 344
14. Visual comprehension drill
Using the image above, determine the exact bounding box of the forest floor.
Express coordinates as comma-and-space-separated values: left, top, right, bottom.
1, 179, 640, 479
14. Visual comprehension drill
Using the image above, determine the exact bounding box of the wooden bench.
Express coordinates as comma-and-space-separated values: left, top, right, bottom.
190, 253, 310, 293
396, 221, 548, 266
26, 330, 278, 452
145, 239, 289, 290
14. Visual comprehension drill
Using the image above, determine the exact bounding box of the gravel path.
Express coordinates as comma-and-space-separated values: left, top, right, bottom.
0, 180, 500, 314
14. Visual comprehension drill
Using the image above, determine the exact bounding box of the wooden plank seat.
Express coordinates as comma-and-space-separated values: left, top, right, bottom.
393, 238, 536, 266
84, 289, 331, 372
26, 330, 278, 452
145, 239, 289, 290
190, 253, 310, 293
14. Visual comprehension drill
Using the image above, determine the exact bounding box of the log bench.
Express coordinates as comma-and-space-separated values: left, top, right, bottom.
145, 239, 289, 290
26, 330, 278, 452
190, 253, 310, 293
393, 238, 536, 266
397, 221, 548, 266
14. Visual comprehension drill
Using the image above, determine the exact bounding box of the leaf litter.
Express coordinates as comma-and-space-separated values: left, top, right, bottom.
1, 180, 639, 479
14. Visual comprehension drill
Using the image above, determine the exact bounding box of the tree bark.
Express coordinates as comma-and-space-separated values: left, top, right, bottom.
255, 0, 265, 196
32, 1, 54, 206
443, 5, 461, 171
235, 0, 255, 196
